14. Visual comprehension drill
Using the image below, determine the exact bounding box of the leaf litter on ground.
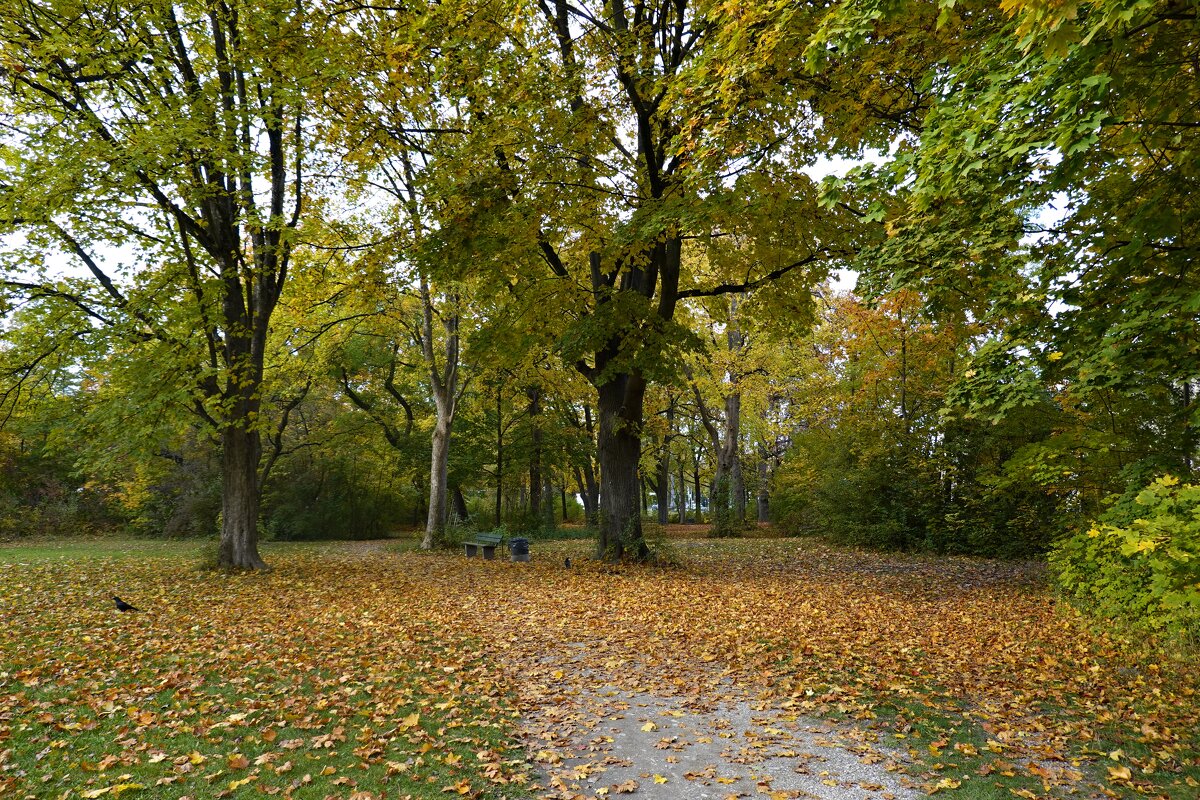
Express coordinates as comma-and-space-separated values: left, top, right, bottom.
0, 537, 1196, 799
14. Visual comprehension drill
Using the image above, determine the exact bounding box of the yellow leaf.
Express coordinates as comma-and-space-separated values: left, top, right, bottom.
188, 751, 205, 765
1107, 765, 1132, 781
641, 722, 657, 732
652, 774, 668, 784
228, 776, 255, 790
80, 783, 145, 799
399, 712, 420, 730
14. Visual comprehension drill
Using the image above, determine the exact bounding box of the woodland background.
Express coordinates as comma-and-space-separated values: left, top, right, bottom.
1, 0, 1198, 635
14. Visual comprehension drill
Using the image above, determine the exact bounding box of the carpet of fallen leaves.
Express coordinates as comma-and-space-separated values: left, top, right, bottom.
1, 537, 1197, 800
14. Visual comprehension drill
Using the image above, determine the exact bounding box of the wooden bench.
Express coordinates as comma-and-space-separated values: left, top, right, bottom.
463, 532, 504, 560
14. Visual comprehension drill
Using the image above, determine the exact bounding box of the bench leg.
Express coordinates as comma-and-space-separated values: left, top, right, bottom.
481, 545, 496, 560
464, 543, 478, 557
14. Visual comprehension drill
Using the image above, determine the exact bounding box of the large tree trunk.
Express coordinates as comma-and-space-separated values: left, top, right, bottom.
218, 425, 267, 570
596, 375, 648, 561
424, 401, 451, 549
420, 279, 460, 550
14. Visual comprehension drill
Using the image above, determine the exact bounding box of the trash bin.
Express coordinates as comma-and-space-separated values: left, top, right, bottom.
509, 537, 530, 562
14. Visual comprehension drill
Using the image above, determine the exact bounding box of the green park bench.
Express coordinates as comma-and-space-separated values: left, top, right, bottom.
463, 531, 505, 559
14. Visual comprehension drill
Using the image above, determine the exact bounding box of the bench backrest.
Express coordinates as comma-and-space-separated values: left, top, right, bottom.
474, 532, 504, 545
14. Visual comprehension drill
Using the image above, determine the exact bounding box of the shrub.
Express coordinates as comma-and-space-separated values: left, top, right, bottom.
1050, 475, 1200, 638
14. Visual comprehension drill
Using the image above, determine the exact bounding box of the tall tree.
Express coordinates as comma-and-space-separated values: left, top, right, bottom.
0, 0, 329, 568
443, 0, 859, 560
815, 0, 1200, 486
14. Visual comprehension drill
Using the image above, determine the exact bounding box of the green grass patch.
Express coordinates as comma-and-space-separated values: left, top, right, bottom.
0, 549, 532, 800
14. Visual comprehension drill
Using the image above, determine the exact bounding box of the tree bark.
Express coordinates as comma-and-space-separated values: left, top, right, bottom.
596, 375, 648, 561
495, 385, 504, 527
527, 386, 542, 523
655, 452, 671, 524
421, 279, 460, 550
425, 401, 451, 548
678, 461, 689, 524
218, 425, 267, 570
756, 446, 771, 523
581, 404, 600, 525
723, 391, 745, 528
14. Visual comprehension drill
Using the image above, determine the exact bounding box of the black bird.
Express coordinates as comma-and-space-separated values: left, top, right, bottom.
564, 557, 571, 569
112, 595, 139, 612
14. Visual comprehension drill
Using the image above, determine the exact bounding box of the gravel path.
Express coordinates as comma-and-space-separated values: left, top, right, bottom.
519, 655, 922, 800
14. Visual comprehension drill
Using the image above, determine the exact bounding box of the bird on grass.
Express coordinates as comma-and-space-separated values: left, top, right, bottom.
112, 595, 139, 612
564, 557, 571, 569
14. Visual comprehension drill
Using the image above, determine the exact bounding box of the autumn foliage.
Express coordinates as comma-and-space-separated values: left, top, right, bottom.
2, 539, 1197, 799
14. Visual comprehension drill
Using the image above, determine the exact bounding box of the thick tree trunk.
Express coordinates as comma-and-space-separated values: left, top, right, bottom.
218, 425, 267, 570
427, 388, 453, 546
596, 375, 648, 561
424, 397, 451, 549
419, 280, 460, 550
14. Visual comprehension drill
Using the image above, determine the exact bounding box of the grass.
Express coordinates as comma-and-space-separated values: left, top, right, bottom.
2, 535, 1197, 800
0, 545, 532, 800
9, 665, 524, 799
0, 536, 424, 564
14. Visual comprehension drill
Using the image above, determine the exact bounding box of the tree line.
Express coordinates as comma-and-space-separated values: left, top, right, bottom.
1, 0, 1197, 627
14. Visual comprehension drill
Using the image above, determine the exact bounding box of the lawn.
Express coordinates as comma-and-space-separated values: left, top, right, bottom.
1, 536, 1196, 799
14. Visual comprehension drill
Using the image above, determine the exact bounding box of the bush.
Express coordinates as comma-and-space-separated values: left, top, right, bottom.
1050, 475, 1200, 639
262, 456, 414, 540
